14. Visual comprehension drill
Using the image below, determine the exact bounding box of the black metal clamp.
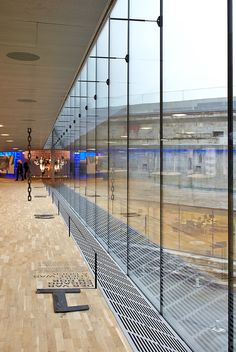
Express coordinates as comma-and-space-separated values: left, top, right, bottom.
157, 16, 162, 27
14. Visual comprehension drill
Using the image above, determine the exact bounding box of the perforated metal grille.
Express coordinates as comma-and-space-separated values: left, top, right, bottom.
48, 185, 192, 352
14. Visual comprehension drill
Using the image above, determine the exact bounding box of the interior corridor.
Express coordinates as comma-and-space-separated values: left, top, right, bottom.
0, 179, 131, 352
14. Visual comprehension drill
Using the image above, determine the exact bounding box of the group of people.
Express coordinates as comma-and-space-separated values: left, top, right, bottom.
16, 160, 29, 181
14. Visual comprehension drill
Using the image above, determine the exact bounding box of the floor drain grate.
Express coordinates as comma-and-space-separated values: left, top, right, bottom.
34, 186, 45, 189
34, 214, 55, 219
51, 187, 191, 352
34, 195, 47, 198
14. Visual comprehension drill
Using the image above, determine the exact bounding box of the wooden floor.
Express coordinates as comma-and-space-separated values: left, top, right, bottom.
0, 179, 131, 352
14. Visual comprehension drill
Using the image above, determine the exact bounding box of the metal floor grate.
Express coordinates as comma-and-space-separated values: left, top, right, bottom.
47, 186, 192, 352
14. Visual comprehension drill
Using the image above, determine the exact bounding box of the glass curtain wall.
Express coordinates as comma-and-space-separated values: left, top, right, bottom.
163, 1, 228, 351
108, 0, 128, 271
96, 22, 109, 248
78, 65, 88, 221
68, 95, 74, 208
74, 81, 81, 213
86, 48, 96, 231
70, 89, 76, 210
46, 0, 235, 351
128, 0, 160, 309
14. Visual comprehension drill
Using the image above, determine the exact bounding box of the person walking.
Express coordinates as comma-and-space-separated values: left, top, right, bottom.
23, 160, 29, 180
16, 160, 24, 181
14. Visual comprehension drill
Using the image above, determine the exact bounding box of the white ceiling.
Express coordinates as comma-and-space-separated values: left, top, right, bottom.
0, 0, 114, 151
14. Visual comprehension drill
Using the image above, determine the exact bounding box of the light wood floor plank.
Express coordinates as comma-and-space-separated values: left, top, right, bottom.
0, 179, 131, 352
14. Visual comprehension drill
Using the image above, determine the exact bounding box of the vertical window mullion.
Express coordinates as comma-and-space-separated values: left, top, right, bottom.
227, 0, 234, 350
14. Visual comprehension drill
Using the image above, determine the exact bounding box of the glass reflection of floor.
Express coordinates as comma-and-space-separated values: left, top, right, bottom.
54, 181, 232, 352
60, 177, 234, 286
74, 178, 229, 249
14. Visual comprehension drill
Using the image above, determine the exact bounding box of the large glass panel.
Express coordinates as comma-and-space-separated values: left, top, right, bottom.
163, 1, 228, 351
79, 65, 88, 221
56, 98, 71, 203
68, 94, 74, 208
74, 81, 81, 215
69, 89, 77, 210
96, 23, 109, 248
110, 0, 128, 18
86, 49, 96, 231
129, 0, 158, 20
108, 2, 128, 271
128, 0, 160, 310
64, 98, 72, 204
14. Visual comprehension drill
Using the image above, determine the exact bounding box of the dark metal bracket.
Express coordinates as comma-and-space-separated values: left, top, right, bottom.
36, 288, 90, 313
110, 17, 157, 23
90, 55, 125, 60
157, 16, 162, 27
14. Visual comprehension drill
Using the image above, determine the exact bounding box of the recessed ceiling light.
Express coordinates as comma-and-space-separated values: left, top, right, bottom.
7, 52, 40, 61
0, 124, 4, 127
140, 127, 152, 130
1, 133, 9, 136
6, 139, 14, 142
12, 147, 18, 150
120, 135, 127, 138
17, 99, 37, 103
